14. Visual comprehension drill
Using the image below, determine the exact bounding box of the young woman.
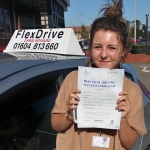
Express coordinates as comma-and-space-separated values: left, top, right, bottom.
51, 0, 147, 149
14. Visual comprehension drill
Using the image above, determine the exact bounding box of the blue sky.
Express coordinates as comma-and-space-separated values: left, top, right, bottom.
64, 0, 150, 27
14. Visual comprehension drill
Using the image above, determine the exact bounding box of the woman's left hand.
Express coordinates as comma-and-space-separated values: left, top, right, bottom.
115, 91, 131, 119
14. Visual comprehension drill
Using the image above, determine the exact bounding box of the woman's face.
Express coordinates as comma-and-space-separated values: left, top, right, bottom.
91, 30, 125, 69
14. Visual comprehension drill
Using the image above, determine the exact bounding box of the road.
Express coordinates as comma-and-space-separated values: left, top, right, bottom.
128, 62, 150, 91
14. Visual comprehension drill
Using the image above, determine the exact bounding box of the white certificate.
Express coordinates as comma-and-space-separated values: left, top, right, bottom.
76, 66, 124, 129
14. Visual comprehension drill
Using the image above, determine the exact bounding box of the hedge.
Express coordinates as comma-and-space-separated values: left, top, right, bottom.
130, 44, 150, 55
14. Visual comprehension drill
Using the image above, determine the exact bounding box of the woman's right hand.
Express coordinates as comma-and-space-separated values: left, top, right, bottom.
51, 89, 81, 131
68, 89, 81, 113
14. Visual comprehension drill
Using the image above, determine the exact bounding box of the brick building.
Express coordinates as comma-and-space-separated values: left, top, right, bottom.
66, 25, 91, 39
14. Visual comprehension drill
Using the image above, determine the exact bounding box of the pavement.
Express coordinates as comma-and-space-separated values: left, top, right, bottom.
128, 62, 150, 91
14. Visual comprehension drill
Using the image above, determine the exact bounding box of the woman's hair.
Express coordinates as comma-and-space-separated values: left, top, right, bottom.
85, 0, 132, 66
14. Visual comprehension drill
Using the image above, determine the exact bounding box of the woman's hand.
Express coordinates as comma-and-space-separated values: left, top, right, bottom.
68, 89, 81, 115
115, 91, 131, 119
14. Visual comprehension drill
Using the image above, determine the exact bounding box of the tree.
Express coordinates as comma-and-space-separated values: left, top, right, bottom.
131, 20, 141, 29
125, 18, 131, 27
80, 24, 89, 39
136, 29, 143, 38
130, 20, 145, 38
141, 24, 146, 38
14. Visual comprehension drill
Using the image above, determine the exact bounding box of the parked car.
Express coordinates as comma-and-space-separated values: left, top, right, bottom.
0, 52, 87, 150
0, 51, 150, 150
138, 38, 148, 44
0, 28, 150, 150
0, 46, 6, 52
131, 38, 141, 43
78, 39, 91, 56
78, 39, 89, 51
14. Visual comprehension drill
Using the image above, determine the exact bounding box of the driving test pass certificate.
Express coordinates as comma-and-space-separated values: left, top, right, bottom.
77, 66, 124, 129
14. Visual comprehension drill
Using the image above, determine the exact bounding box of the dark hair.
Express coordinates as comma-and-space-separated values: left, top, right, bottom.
86, 0, 132, 66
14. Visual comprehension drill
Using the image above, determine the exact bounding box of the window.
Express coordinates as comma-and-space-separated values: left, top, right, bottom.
124, 71, 134, 82
0, 66, 78, 149
19, 0, 49, 29
51, 1, 65, 28
20, 12, 49, 29
0, 8, 11, 39
40, 12, 49, 29
0, 70, 66, 149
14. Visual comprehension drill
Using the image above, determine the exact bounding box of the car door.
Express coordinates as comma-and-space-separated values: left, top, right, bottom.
121, 64, 150, 150
0, 67, 78, 150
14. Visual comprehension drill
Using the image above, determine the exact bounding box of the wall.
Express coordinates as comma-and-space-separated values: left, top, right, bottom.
125, 53, 150, 63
